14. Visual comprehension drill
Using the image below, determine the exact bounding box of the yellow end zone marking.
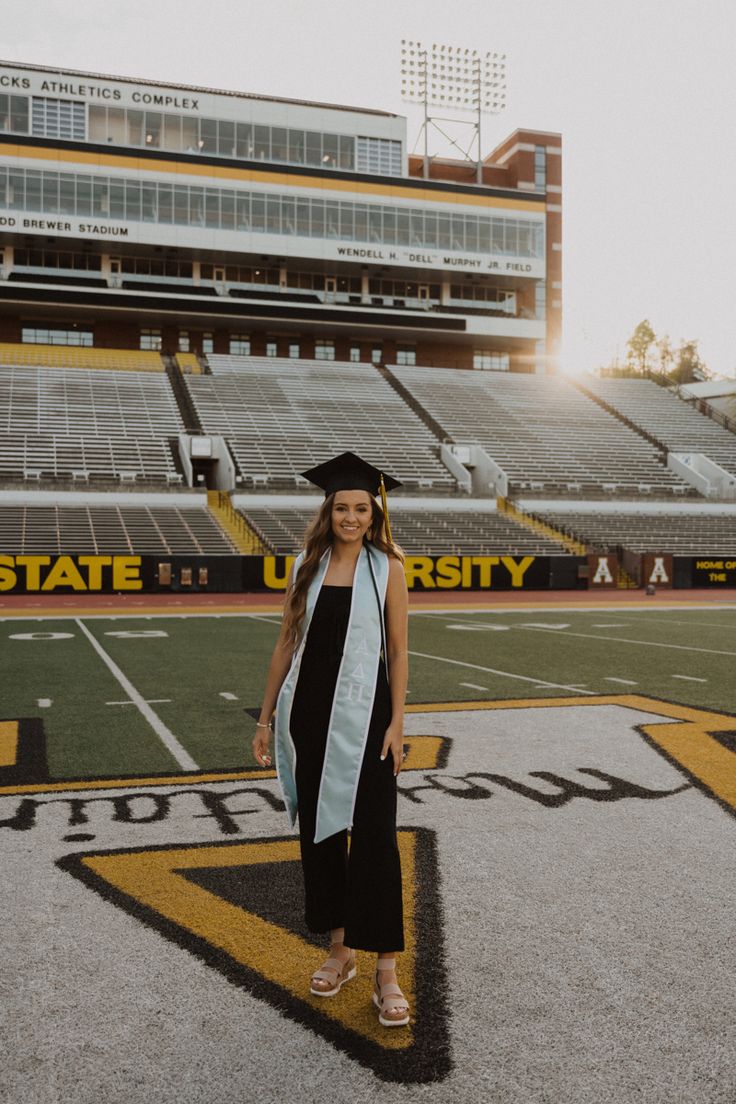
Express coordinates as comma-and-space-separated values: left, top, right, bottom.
81, 832, 417, 1050
0, 720, 19, 767
0, 734, 441, 795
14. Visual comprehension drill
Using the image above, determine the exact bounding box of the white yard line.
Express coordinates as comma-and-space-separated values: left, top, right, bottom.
75, 618, 199, 771
459, 682, 489, 691
671, 674, 708, 683
518, 626, 736, 658
408, 650, 597, 695
604, 677, 639, 686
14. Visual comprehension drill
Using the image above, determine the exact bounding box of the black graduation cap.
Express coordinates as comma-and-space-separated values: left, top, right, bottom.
301, 451, 402, 497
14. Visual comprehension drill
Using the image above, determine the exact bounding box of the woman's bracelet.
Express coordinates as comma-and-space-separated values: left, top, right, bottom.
255, 721, 272, 729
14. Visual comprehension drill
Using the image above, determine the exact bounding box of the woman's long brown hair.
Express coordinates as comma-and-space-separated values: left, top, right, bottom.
281, 493, 404, 647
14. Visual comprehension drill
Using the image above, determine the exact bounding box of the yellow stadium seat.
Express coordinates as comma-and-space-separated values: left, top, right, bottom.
0, 343, 165, 372
175, 352, 202, 374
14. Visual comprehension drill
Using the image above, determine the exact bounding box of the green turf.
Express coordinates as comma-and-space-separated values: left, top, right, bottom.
0, 607, 734, 781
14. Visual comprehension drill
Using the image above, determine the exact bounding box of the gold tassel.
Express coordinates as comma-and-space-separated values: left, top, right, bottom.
379, 473, 393, 544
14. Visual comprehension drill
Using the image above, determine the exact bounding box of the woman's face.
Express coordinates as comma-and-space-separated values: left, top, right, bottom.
330, 490, 373, 545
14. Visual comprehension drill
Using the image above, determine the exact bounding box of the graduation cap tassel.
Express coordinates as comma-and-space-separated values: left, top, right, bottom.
379, 473, 393, 545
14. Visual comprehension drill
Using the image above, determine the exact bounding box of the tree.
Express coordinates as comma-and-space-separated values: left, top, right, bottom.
670, 340, 708, 384
656, 334, 674, 377
626, 319, 656, 374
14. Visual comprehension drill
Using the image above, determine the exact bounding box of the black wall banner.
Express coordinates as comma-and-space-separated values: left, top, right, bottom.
13, 552, 734, 593
0, 553, 585, 594
675, 557, 736, 588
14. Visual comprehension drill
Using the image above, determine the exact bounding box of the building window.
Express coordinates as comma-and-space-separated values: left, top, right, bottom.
473, 351, 510, 371
0, 166, 545, 260
349, 345, 361, 363
0, 94, 29, 134
21, 325, 93, 346
356, 136, 402, 175
534, 146, 546, 190
178, 330, 190, 352
288, 341, 300, 358
314, 339, 335, 361
140, 328, 162, 351
31, 97, 85, 141
371, 346, 382, 365
266, 341, 278, 357
396, 345, 416, 366
229, 335, 250, 355
86, 107, 377, 174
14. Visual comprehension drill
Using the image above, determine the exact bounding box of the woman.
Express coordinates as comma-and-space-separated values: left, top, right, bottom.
252, 451, 410, 1027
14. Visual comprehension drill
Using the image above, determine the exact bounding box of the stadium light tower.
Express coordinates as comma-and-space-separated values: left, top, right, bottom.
400, 40, 507, 183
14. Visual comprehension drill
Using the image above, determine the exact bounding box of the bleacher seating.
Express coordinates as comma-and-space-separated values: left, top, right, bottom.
239, 503, 570, 555
0, 343, 165, 372
186, 356, 456, 491
534, 508, 736, 554
389, 366, 694, 497
578, 376, 736, 477
0, 504, 237, 554
0, 365, 184, 484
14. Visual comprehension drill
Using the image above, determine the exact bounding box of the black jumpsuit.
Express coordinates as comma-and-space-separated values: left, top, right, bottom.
289, 584, 404, 952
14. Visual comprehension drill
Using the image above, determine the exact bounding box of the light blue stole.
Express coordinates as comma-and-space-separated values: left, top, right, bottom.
274, 542, 390, 844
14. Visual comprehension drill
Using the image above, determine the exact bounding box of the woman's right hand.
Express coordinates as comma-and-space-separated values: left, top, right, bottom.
252, 725, 273, 768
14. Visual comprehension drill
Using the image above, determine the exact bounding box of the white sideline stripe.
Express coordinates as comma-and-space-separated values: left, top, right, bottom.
605, 677, 638, 686
74, 618, 199, 771
460, 682, 489, 691
518, 626, 736, 658
671, 674, 708, 683
409, 650, 596, 695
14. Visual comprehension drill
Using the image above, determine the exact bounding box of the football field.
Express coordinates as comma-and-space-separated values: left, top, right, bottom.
1, 604, 735, 782
3, 600, 736, 1102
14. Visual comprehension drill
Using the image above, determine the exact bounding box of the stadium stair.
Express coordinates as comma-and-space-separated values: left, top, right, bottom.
207, 490, 269, 554
497, 497, 586, 555
163, 355, 203, 432
380, 365, 450, 443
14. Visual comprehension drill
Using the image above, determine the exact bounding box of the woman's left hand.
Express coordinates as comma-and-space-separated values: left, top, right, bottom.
380, 723, 405, 776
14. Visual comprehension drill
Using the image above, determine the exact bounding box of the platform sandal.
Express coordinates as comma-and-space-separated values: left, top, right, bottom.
309, 944, 357, 997
372, 957, 410, 1027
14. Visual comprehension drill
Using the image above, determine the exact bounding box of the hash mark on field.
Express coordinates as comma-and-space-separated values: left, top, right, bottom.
106, 698, 172, 706
605, 677, 639, 686
37, 698, 52, 708
460, 682, 489, 691
75, 618, 198, 771
593, 623, 627, 628
219, 691, 239, 700
671, 674, 708, 683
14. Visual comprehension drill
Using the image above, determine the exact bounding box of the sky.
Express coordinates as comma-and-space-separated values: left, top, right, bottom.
4, 0, 736, 377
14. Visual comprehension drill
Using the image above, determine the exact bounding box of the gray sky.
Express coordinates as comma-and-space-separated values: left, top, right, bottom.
5, 0, 736, 376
